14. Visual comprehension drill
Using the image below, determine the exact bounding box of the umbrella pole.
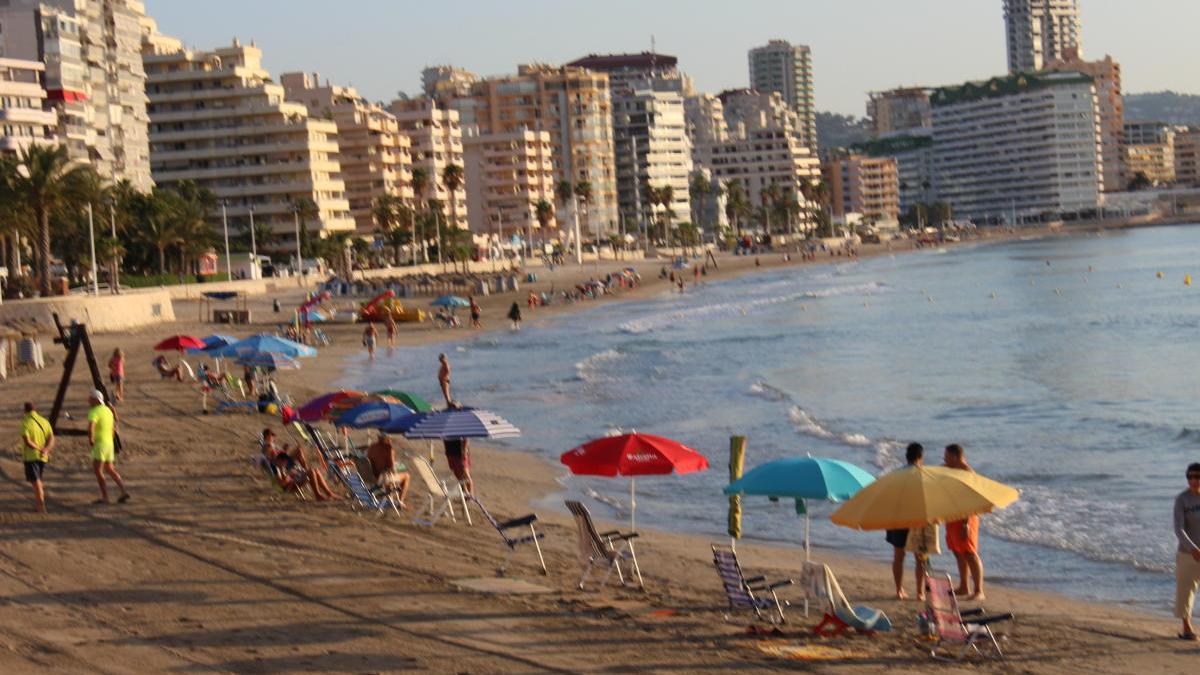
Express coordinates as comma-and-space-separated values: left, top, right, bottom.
804, 504, 811, 562
428, 440, 434, 462
630, 477, 636, 532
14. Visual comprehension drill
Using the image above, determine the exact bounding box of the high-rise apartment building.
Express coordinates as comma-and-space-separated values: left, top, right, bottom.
1121, 142, 1175, 187
1004, 0, 1082, 73
683, 92, 727, 146
421, 65, 478, 100
852, 133, 934, 214
0, 57, 57, 154
566, 52, 683, 95
866, 87, 932, 137
930, 71, 1102, 222
718, 88, 798, 139
435, 64, 618, 237
142, 36, 353, 245
1042, 52, 1123, 192
282, 71, 413, 234
461, 129, 556, 246
747, 40, 816, 148
0, 0, 152, 188
387, 98, 468, 231
694, 128, 820, 233
822, 153, 901, 223
1174, 129, 1200, 187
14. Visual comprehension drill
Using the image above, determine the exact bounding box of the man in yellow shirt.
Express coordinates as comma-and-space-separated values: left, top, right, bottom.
21, 402, 55, 513
87, 390, 129, 505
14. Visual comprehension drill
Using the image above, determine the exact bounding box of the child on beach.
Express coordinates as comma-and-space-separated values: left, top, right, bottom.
108, 348, 125, 402
362, 323, 377, 360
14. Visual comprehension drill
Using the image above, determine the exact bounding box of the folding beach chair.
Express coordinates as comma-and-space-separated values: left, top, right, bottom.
340, 462, 403, 518
924, 573, 1013, 660
409, 454, 469, 526
564, 500, 643, 589
802, 561, 892, 637
466, 493, 547, 575
711, 544, 793, 625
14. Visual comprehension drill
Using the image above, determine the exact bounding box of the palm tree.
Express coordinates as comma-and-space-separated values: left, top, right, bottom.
554, 180, 574, 259
411, 167, 429, 263
3, 145, 94, 295
533, 199, 554, 256
290, 196, 319, 261
689, 173, 710, 234
129, 190, 181, 274
574, 179, 593, 251
441, 164, 464, 255
655, 185, 675, 250
372, 194, 409, 265
723, 179, 749, 243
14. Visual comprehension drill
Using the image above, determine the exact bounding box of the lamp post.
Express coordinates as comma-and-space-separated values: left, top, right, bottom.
109, 199, 120, 294
292, 205, 304, 287
220, 201, 232, 281
248, 205, 259, 279
87, 203, 98, 295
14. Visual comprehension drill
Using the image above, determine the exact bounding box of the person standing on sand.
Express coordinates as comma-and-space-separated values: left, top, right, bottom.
507, 302, 522, 331
1174, 462, 1200, 640
944, 443, 985, 600
108, 348, 125, 402
362, 322, 377, 360
443, 437, 473, 494
87, 390, 129, 505
887, 442, 928, 599
469, 296, 482, 329
904, 445, 940, 601
21, 402, 55, 513
438, 353, 453, 407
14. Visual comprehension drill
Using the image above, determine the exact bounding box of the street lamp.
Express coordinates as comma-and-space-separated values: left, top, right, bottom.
108, 197, 120, 294
86, 203, 98, 295
248, 205, 259, 279
220, 200, 232, 281
292, 203, 304, 287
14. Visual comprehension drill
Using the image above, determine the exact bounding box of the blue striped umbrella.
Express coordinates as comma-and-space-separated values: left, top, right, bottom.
212, 334, 317, 359
335, 401, 416, 430
188, 334, 238, 354
401, 408, 521, 440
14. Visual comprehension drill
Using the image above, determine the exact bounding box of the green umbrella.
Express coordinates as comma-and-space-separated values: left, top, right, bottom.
373, 390, 433, 412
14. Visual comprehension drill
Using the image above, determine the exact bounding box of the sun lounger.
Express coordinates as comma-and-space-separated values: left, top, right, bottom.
340, 462, 403, 518
711, 544, 793, 624
564, 500, 643, 589
801, 561, 892, 636
409, 454, 469, 526
466, 493, 547, 575
251, 451, 308, 500
924, 572, 1013, 660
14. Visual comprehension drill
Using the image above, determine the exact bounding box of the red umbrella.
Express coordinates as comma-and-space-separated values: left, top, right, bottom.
155, 335, 206, 352
296, 390, 364, 422
561, 433, 709, 529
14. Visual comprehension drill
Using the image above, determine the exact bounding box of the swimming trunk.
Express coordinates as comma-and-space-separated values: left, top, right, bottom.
945, 516, 979, 555
444, 444, 469, 477
24, 461, 46, 483
885, 528, 908, 549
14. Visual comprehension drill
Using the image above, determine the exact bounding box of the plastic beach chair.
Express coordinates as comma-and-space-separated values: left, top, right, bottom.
466, 493, 547, 575
802, 561, 892, 636
564, 500, 643, 589
711, 544, 793, 625
924, 573, 1013, 660
409, 454, 469, 526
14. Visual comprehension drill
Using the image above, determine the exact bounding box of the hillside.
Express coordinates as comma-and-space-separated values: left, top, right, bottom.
1124, 91, 1200, 126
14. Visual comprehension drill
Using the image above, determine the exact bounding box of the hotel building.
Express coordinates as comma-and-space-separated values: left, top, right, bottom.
461, 128, 556, 245
866, 87, 932, 137
282, 71, 413, 234
1042, 51, 1123, 192
142, 36, 353, 245
0, 57, 57, 153
387, 98, 468, 231
822, 153, 901, 223
1004, 0, 1082, 73
930, 71, 1102, 222
747, 40, 816, 148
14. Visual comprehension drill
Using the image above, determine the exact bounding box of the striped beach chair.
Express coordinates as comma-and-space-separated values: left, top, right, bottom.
711, 544, 793, 624
564, 500, 643, 589
466, 494, 547, 575
925, 573, 1013, 660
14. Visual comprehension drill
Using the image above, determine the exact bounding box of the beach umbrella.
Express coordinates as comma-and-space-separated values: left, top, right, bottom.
155, 335, 206, 352
561, 433, 710, 530
235, 353, 300, 370
335, 400, 416, 430
211, 334, 317, 359
302, 309, 327, 323
296, 390, 364, 422
186, 334, 238, 354
830, 465, 1019, 531
325, 393, 399, 421
430, 295, 470, 308
402, 407, 521, 440
725, 456, 876, 559
372, 390, 433, 412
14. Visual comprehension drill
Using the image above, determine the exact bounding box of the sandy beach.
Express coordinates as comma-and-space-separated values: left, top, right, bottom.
2, 231, 1198, 673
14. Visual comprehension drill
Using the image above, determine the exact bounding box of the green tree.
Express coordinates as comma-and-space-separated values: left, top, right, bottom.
554, 180, 575, 256
533, 198, 554, 254
441, 163, 464, 259
1, 145, 95, 294
290, 196, 319, 259
411, 167, 430, 262
689, 173, 710, 233
723, 179, 750, 241
574, 179, 593, 246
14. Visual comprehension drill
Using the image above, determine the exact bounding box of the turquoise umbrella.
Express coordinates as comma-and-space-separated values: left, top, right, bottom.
724, 456, 875, 560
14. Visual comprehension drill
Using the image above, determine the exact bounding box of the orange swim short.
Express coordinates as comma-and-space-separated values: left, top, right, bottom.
946, 515, 979, 555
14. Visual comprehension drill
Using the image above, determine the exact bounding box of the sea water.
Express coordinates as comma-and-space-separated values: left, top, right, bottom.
344, 224, 1200, 612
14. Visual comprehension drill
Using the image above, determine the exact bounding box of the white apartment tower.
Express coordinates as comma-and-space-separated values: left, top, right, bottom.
1004, 0, 1082, 73
610, 89, 692, 234
142, 36, 354, 245
388, 98, 469, 231
461, 129, 556, 246
0, 57, 57, 154
0, 0, 152, 188
747, 40, 816, 148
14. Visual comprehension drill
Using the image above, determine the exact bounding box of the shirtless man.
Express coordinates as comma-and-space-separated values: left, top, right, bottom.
438, 353, 453, 407
366, 434, 410, 507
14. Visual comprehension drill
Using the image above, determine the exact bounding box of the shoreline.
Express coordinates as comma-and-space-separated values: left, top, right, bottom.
0, 220, 1196, 671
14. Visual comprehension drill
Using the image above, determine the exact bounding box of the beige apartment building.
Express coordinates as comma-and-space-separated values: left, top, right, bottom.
683, 92, 727, 146
1175, 129, 1200, 187
822, 154, 901, 223
0, 57, 57, 154
0, 0, 153, 188
434, 64, 619, 238
1122, 143, 1175, 187
747, 40, 817, 149
866, 87, 932, 137
719, 88, 799, 139
1042, 51, 1123, 192
142, 36, 353, 245
282, 71, 412, 235
462, 129, 556, 249
694, 128, 820, 233
388, 98, 468, 231
610, 89, 691, 233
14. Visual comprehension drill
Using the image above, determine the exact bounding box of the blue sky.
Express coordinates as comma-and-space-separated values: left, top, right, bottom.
149, 0, 1198, 116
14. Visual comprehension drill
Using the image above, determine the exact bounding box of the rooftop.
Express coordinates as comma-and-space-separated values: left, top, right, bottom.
931, 71, 1094, 107
565, 52, 678, 72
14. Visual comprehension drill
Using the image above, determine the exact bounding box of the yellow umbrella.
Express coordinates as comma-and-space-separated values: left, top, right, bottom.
830, 465, 1019, 530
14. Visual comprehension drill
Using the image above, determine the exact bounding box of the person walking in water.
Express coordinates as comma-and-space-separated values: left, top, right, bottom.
507, 302, 522, 331
469, 296, 482, 329
88, 390, 129, 505
362, 322, 377, 360
944, 443, 985, 600
21, 402, 55, 513
1175, 462, 1200, 640
438, 353, 453, 407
